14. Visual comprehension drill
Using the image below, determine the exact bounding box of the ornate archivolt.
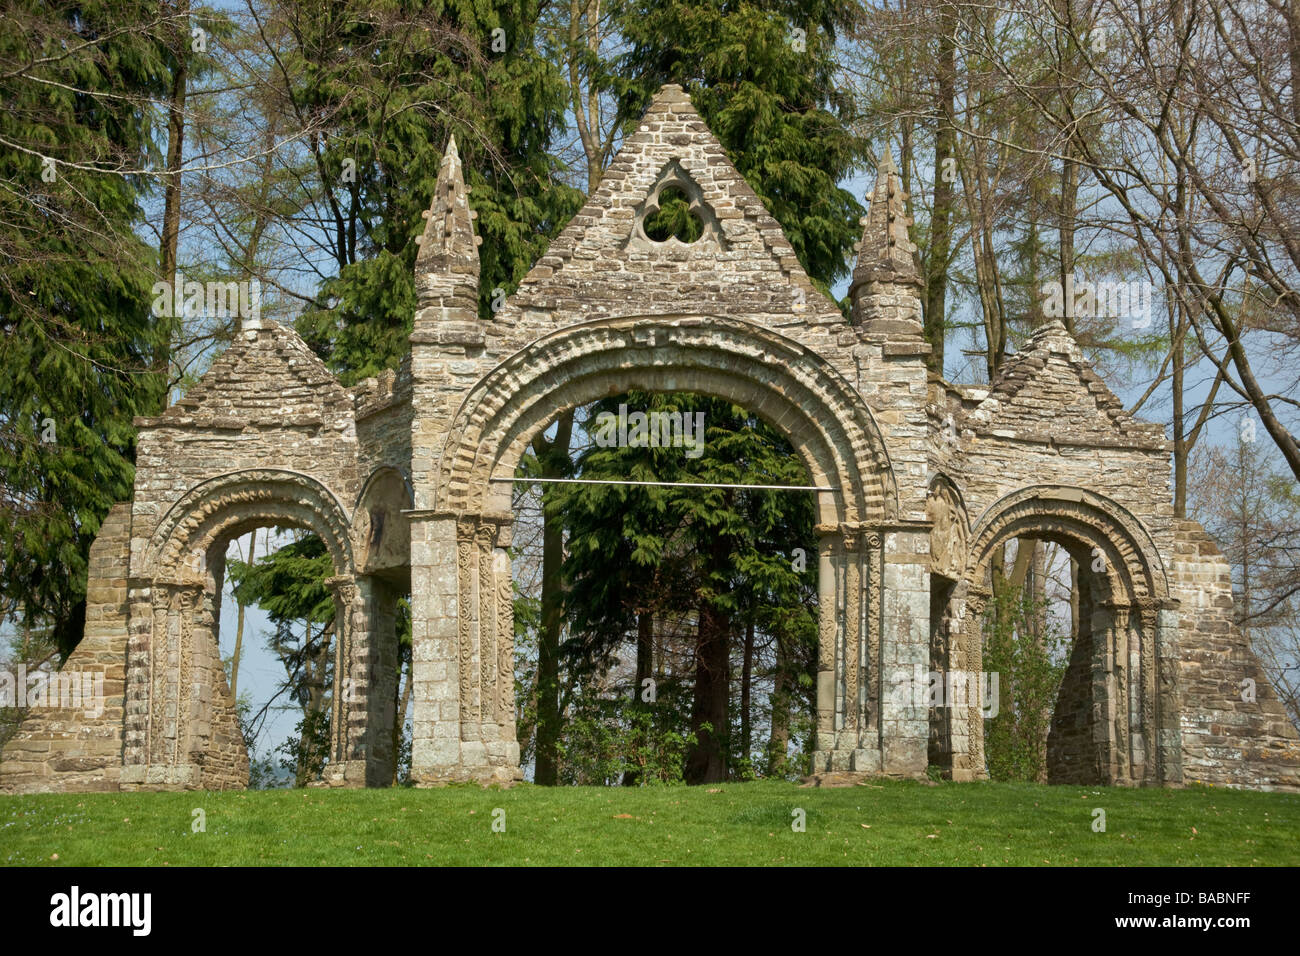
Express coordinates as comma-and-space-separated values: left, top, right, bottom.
953, 485, 1173, 785
430, 317, 900, 772
963, 485, 1169, 603
130, 469, 360, 780
432, 315, 899, 529
142, 468, 355, 580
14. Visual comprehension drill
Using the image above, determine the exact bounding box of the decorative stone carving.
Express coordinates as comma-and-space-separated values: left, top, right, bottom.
626, 159, 727, 251
926, 478, 967, 581
354, 468, 411, 576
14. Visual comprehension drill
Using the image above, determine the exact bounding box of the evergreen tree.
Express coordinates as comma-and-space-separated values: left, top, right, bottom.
0, 1, 173, 657
279, 0, 583, 384
559, 393, 817, 783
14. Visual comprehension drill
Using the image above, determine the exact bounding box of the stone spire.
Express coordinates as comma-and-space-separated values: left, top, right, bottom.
849, 148, 924, 335
414, 136, 481, 328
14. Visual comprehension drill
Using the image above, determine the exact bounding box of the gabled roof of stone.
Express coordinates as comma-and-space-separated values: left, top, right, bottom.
138, 322, 353, 429
964, 320, 1168, 448
504, 84, 838, 324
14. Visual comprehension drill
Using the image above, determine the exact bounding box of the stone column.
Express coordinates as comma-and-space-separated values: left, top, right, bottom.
487, 532, 520, 773
840, 528, 862, 747
122, 580, 154, 773
1130, 601, 1157, 785
464, 513, 519, 781
324, 574, 360, 785
409, 511, 519, 785
852, 530, 883, 773
1090, 601, 1120, 784
814, 524, 889, 775
321, 573, 401, 787
409, 513, 464, 784
1110, 603, 1133, 785
120, 578, 204, 789
879, 524, 930, 777
928, 578, 965, 774
1154, 601, 1183, 785
952, 585, 989, 781
813, 525, 838, 771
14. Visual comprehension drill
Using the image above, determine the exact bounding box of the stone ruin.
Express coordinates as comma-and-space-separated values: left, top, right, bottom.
3, 85, 1297, 793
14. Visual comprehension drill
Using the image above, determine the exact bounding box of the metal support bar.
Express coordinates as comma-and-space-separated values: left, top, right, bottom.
492, 476, 837, 492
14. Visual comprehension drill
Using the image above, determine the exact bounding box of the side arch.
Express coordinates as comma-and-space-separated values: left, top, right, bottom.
951, 484, 1177, 787
143, 468, 355, 581
125, 469, 400, 791
965, 485, 1169, 603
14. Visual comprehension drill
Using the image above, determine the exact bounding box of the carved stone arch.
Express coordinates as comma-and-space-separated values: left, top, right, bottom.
964, 485, 1169, 603
433, 314, 898, 529
926, 473, 969, 582
417, 314, 901, 783
143, 468, 355, 581
951, 485, 1176, 787
126, 469, 401, 792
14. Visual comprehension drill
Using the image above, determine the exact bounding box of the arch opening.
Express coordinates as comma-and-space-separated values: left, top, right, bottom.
934, 487, 1172, 787
415, 317, 898, 784
509, 390, 821, 785
126, 470, 401, 790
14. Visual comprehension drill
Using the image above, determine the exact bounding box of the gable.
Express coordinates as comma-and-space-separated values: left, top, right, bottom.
965, 321, 1167, 449
500, 84, 841, 329
150, 323, 354, 430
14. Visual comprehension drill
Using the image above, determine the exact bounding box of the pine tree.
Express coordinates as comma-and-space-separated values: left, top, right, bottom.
279, 0, 583, 384
0, 1, 173, 657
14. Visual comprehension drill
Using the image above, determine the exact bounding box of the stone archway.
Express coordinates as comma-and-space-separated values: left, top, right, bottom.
946, 485, 1178, 786
409, 314, 910, 783
123, 469, 397, 789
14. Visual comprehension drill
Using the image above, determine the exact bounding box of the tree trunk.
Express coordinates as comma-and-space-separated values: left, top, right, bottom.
1171, 299, 1187, 518
532, 410, 573, 785
157, 1, 188, 407
686, 529, 732, 784
686, 602, 730, 784
229, 530, 257, 701
622, 610, 655, 786
740, 618, 754, 770
767, 640, 789, 775
925, 8, 956, 374
1058, 148, 1079, 335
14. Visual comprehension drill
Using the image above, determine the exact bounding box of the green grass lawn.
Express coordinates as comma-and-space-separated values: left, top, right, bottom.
2, 779, 1296, 866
